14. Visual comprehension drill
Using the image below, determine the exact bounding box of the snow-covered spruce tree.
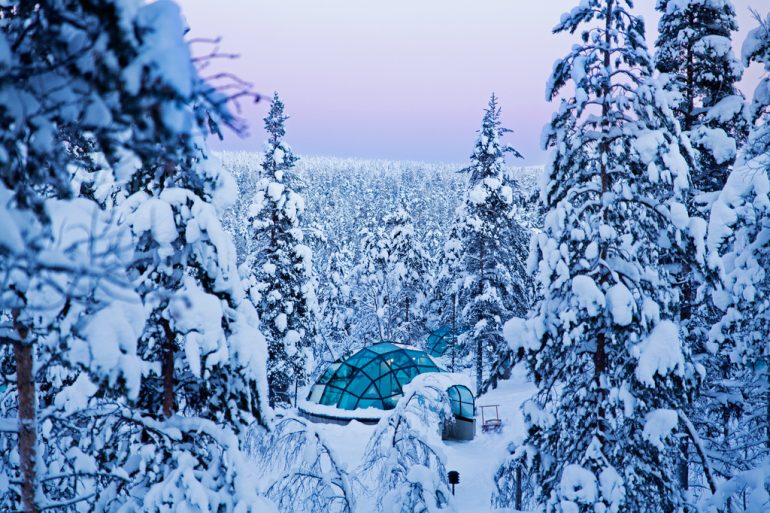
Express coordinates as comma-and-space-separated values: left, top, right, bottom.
654, 0, 748, 495
383, 206, 432, 343
455, 94, 532, 393
700, 12, 770, 512
744, 10, 770, 163
501, 2, 697, 512
247, 93, 318, 407
655, 0, 748, 194
352, 207, 431, 344
427, 224, 464, 370
90, 8, 270, 513
319, 246, 356, 361
353, 226, 391, 342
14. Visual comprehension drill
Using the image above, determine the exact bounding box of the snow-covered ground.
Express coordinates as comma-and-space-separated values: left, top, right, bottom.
313, 364, 536, 512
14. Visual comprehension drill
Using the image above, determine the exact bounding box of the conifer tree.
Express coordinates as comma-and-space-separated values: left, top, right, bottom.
0, 1, 271, 511
455, 94, 531, 392
427, 224, 464, 368
743, 11, 770, 162
703, 11, 770, 509
656, 0, 748, 193
319, 246, 356, 360
506, 2, 695, 512
248, 93, 318, 407
383, 206, 431, 343
654, 1, 748, 494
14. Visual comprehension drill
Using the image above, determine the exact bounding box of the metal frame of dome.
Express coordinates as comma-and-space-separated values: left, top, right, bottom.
425, 325, 465, 357
306, 342, 441, 411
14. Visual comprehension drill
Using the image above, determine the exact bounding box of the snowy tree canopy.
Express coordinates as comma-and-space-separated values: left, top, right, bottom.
655, 0, 747, 193
509, 1, 697, 512
449, 94, 532, 393
246, 93, 318, 407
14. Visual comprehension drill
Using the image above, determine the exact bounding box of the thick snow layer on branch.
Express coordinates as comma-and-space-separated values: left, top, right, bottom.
124, 0, 192, 98
168, 276, 227, 377
634, 321, 685, 386
560, 464, 597, 504
706, 155, 770, 279
642, 409, 678, 450
130, 197, 178, 245
572, 275, 605, 316
606, 283, 634, 326
0, 185, 25, 253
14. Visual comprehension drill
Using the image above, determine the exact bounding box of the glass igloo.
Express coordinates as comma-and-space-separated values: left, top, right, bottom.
425, 325, 465, 357
305, 342, 441, 411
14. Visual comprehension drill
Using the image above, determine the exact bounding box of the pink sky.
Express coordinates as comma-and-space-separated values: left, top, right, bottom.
178, 0, 766, 165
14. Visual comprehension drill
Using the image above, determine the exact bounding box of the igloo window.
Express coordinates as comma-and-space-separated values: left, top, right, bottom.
447, 384, 475, 420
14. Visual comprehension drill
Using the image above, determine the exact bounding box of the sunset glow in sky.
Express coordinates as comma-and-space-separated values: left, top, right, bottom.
178, 0, 766, 165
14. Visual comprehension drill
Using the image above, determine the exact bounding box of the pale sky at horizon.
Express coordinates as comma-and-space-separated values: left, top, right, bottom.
178, 0, 767, 166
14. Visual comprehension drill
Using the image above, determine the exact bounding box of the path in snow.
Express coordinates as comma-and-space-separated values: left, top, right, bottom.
313, 363, 535, 512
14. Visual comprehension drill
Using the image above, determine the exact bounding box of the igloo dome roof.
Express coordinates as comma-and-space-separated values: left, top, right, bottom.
305, 342, 441, 411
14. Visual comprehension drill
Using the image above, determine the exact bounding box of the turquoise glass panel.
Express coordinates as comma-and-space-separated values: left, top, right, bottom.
308, 342, 452, 412
337, 391, 359, 409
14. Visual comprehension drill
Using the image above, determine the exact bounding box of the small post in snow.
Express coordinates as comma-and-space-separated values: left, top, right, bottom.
447, 470, 460, 496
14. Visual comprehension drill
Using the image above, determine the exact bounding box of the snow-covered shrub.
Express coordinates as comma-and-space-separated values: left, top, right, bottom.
356, 374, 454, 513
492, 443, 536, 511
698, 13, 770, 510
94, 411, 276, 513
244, 416, 354, 513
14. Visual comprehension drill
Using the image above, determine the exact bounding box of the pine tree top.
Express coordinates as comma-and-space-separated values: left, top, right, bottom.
464, 94, 522, 184
265, 92, 289, 143
261, 92, 300, 180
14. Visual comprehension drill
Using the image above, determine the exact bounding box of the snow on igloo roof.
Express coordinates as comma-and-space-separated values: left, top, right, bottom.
305, 342, 442, 411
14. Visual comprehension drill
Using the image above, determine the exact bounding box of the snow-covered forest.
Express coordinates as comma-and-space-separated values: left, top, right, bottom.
1, 0, 769, 512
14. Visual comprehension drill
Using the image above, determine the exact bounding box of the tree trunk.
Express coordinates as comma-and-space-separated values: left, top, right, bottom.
15, 339, 38, 513
451, 293, 457, 373
678, 438, 689, 494
514, 465, 523, 510
684, 11, 695, 133
160, 319, 175, 418
476, 239, 485, 393
593, 0, 613, 444
678, 266, 693, 495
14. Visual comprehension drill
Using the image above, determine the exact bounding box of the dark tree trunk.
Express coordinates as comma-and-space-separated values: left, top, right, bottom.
451, 293, 457, 373
514, 465, 523, 510
591, 0, 615, 446
684, 11, 695, 133
14, 336, 38, 513
476, 239, 485, 393
160, 318, 175, 418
